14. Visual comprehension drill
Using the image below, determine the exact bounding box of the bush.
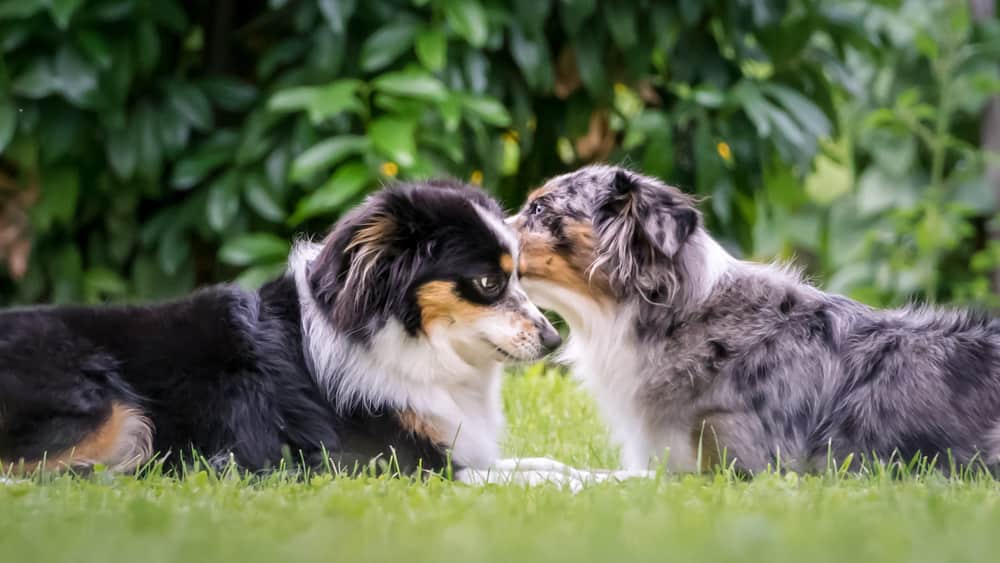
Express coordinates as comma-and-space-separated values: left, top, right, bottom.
0, 0, 998, 306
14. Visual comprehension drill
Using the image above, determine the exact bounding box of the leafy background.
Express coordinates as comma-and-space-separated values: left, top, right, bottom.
1, 0, 999, 307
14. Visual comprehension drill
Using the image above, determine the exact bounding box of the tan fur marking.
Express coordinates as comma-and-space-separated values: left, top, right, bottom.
526, 185, 550, 202
518, 219, 611, 298
5, 403, 153, 474
344, 214, 396, 290
499, 253, 514, 275
416, 280, 489, 332
398, 409, 449, 446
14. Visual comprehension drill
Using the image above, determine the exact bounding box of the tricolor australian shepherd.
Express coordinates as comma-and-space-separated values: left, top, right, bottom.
0, 180, 563, 477
510, 164, 1000, 475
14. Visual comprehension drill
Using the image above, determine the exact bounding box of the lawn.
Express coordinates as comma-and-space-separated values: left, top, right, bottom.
3, 367, 1000, 563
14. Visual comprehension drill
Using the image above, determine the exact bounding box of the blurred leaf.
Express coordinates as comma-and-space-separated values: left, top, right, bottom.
134, 102, 163, 179
445, 1, 488, 47
84, 268, 128, 301
106, 123, 138, 180
245, 175, 286, 223
167, 82, 213, 131
603, 2, 636, 50
416, 28, 447, 72
235, 262, 288, 290
291, 136, 369, 183
76, 30, 112, 69
48, 0, 83, 29
510, 24, 553, 92
158, 102, 191, 157
360, 20, 419, 73
34, 168, 80, 231
158, 227, 189, 276
206, 172, 241, 232
372, 68, 448, 102
171, 133, 238, 190
763, 83, 832, 140
459, 93, 511, 126
135, 20, 159, 73
0, 99, 15, 153
288, 161, 372, 225
11, 58, 59, 98
369, 117, 417, 167
318, 0, 356, 34
202, 77, 258, 112
50, 246, 83, 304
220, 234, 290, 267
559, 0, 596, 35
914, 31, 938, 60
268, 80, 363, 123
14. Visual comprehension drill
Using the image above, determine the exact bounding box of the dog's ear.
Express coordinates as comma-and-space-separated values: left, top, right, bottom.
308, 190, 430, 337
593, 170, 699, 293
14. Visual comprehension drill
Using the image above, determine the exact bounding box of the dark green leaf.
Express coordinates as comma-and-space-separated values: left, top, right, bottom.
50, 246, 83, 304
763, 83, 832, 140
318, 0, 356, 34
603, 2, 637, 50
372, 68, 448, 102
369, 117, 417, 167
268, 80, 363, 123
206, 172, 241, 232
106, 122, 137, 180
245, 175, 286, 223
202, 77, 258, 112
288, 161, 372, 225
459, 93, 511, 126
415, 28, 447, 72
171, 133, 238, 189
136, 20, 159, 73
12, 58, 58, 99
219, 234, 290, 266
445, 1, 488, 47
290, 136, 369, 183
48, 0, 83, 29
167, 82, 213, 131
158, 227, 189, 276
53, 46, 98, 107
559, 0, 596, 35
235, 263, 288, 290
75, 30, 112, 69
158, 101, 191, 157
509, 24, 553, 92
33, 168, 79, 231
84, 268, 128, 300
134, 102, 163, 179
0, 99, 15, 153
574, 34, 607, 97
359, 21, 419, 73
0, 0, 44, 19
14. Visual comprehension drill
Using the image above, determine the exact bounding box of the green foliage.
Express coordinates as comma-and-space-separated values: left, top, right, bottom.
0, 0, 997, 306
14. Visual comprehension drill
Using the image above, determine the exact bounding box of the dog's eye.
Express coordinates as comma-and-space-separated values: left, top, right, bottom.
528, 201, 545, 216
472, 274, 505, 298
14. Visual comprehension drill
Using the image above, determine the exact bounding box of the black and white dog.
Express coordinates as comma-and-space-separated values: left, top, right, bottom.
510, 164, 1000, 474
0, 180, 568, 478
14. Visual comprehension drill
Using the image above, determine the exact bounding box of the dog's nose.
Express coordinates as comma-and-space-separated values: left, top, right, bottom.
538, 323, 563, 352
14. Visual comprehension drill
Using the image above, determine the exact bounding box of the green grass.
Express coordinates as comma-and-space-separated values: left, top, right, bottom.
5, 367, 1000, 563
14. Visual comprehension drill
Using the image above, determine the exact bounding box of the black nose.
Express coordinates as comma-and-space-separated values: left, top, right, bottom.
539, 323, 563, 351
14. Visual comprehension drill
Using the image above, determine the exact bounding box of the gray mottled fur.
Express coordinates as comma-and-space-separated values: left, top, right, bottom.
514, 164, 1000, 474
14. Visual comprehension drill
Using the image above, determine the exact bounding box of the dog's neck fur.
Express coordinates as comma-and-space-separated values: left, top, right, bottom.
288, 242, 504, 468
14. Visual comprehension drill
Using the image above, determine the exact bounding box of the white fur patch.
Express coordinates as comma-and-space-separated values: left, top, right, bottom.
289, 242, 505, 468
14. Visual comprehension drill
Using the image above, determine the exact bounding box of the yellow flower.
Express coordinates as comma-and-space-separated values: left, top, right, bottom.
470, 170, 484, 185
380, 161, 399, 177
716, 141, 733, 162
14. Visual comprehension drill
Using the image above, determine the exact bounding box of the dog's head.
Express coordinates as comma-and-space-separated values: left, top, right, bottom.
508, 165, 702, 312
308, 180, 560, 366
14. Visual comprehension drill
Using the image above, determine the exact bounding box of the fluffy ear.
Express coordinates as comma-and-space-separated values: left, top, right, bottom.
593, 170, 699, 294
308, 192, 426, 338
